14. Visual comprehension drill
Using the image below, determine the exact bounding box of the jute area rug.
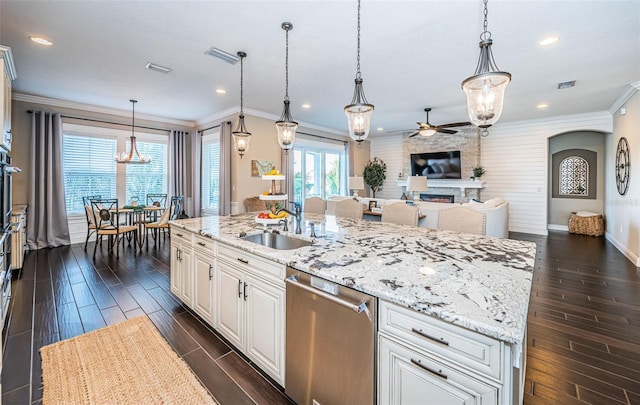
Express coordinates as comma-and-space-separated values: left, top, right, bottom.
40, 315, 217, 404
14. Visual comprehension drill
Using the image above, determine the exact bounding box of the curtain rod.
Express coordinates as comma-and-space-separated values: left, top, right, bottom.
298, 131, 347, 144
27, 109, 174, 133
198, 123, 222, 134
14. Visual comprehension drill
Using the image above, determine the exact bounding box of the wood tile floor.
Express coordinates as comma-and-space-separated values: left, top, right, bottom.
2, 230, 639, 404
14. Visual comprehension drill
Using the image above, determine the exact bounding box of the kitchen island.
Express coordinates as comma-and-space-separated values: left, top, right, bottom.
170, 213, 536, 404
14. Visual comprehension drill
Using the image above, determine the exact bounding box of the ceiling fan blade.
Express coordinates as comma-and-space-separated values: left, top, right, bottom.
408, 131, 420, 138
438, 121, 472, 128
436, 128, 458, 135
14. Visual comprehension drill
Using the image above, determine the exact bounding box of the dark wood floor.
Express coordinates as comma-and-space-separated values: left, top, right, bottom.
1, 231, 639, 404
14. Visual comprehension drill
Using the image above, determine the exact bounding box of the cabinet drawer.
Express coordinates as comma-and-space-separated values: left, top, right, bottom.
379, 334, 498, 405
379, 300, 502, 380
218, 243, 285, 282
193, 234, 215, 253
170, 228, 193, 245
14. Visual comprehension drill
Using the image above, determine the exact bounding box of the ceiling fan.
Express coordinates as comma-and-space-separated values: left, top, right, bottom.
391, 108, 471, 138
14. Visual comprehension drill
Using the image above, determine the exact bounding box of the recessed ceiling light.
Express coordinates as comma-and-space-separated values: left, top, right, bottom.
537, 103, 549, 109
145, 62, 172, 74
302, 103, 311, 109
29, 36, 53, 46
539, 36, 559, 46
377, 127, 384, 131
215, 89, 226, 94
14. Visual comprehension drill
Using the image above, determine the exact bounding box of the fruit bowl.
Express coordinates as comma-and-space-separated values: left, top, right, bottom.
255, 211, 288, 226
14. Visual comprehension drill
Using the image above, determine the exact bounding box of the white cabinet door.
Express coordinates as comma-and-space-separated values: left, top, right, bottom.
216, 261, 244, 349
379, 335, 497, 405
170, 242, 181, 296
193, 250, 215, 325
245, 273, 285, 385
179, 245, 194, 306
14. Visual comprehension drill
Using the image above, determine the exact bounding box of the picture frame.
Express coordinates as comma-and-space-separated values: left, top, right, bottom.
368, 200, 377, 210
251, 160, 275, 177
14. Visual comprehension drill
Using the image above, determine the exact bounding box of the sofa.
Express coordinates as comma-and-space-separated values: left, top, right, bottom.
326, 196, 509, 238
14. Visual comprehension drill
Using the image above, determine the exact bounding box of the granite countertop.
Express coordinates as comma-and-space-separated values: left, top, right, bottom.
170, 213, 536, 345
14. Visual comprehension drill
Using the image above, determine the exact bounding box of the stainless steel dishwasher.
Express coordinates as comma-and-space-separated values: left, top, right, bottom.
285, 267, 376, 405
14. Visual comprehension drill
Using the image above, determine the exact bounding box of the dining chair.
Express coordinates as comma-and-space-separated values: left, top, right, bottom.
145, 195, 183, 249
91, 198, 138, 258
244, 196, 267, 212
437, 206, 486, 235
381, 202, 419, 226
334, 199, 364, 219
82, 195, 101, 250
145, 193, 168, 221
303, 197, 326, 215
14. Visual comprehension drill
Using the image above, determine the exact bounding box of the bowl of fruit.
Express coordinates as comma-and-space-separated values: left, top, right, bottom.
255, 210, 289, 225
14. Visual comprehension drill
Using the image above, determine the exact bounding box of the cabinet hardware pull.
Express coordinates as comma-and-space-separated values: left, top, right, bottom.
238, 280, 242, 297
237, 258, 249, 264
176, 233, 183, 237
411, 328, 450, 346
244, 282, 248, 301
177, 248, 181, 261
208, 264, 213, 280
197, 241, 206, 247
410, 358, 448, 380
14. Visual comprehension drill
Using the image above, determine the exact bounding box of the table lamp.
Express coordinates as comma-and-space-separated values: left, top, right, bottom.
406, 175, 428, 200
348, 176, 365, 198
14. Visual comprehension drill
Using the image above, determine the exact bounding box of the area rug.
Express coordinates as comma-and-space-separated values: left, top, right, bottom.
40, 315, 217, 404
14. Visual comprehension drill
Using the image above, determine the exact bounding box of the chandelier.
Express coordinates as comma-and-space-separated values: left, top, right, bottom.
115, 99, 152, 164
232, 51, 251, 158
461, 0, 511, 135
275, 22, 298, 153
344, 0, 374, 144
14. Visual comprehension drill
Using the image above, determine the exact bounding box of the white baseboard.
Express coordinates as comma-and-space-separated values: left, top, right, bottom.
547, 224, 569, 232
605, 231, 640, 268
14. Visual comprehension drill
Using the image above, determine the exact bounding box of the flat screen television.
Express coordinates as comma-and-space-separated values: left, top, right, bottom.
410, 151, 462, 179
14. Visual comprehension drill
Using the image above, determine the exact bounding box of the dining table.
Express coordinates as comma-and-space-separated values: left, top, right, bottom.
111, 205, 165, 248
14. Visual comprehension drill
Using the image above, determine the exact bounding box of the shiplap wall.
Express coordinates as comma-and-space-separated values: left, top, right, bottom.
370, 134, 404, 200
481, 111, 612, 235
370, 112, 613, 235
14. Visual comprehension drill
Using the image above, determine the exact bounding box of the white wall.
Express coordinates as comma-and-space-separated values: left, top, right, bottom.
605, 89, 640, 266
369, 134, 403, 199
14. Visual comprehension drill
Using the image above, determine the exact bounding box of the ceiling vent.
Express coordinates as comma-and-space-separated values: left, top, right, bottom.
145, 62, 172, 74
557, 80, 576, 89
205, 47, 240, 64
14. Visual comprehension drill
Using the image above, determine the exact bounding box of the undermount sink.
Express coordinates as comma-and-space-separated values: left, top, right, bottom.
241, 232, 312, 250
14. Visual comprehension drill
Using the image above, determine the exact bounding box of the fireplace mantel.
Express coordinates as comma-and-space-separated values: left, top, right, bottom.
397, 179, 486, 194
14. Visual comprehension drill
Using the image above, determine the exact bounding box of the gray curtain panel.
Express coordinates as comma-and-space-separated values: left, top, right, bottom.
27, 112, 71, 249
169, 129, 187, 203
190, 130, 202, 217
219, 121, 232, 215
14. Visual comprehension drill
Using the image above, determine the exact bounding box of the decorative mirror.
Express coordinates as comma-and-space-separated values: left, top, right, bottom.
615, 137, 630, 195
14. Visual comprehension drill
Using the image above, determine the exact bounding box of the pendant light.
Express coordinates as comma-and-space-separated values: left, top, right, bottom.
115, 99, 152, 164
344, 0, 374, 144
275, 22, 298, 154
461, 0, 511, 134
232, 51, 251, 158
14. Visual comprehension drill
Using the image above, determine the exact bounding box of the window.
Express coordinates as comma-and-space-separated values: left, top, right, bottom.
125, 140, 168, 203
201, 131, 220, 213
559, 156, 588, 196
293, 138, 347, 204
62, 123, 168, 214
63, 133, 117, 214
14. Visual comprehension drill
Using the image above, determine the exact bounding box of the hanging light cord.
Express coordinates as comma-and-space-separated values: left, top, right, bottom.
239, 55, 245, 115
356, 0, 362, 79
480, 0, 491, 41
285, 26, 290, 101
131, 100, 135, 137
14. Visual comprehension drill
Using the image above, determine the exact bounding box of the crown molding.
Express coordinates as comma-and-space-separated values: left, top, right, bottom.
12, 92, 196, 127
608, 81, 640, 115
0, 45, 17, 80
196, 106, 348, 137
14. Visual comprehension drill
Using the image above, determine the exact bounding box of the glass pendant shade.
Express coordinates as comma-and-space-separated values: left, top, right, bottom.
462, 0, 511, 129
276, 101, 298, 151
232, 114, 251, 158
345, 79, 374, 143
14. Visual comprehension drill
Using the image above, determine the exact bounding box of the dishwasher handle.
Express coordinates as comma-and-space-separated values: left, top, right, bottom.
285, 275, 368, 314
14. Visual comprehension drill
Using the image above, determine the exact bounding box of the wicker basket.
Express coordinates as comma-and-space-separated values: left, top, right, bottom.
568, 213, 604, 236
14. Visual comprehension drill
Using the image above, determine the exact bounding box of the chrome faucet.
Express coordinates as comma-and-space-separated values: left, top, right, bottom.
276, 202, 302, 234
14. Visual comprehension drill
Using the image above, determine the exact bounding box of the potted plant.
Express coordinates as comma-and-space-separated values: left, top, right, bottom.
472, 166, 486, 180
363, 157, 387, 198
